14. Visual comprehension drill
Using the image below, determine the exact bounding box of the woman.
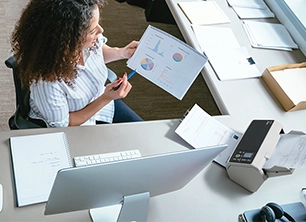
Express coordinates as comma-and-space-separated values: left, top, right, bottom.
11, 0, 142, 127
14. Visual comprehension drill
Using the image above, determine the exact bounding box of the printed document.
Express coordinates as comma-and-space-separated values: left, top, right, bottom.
206, 46, 261, 80
192, 26, 260, 80
264, 132, 306, 169
127, 25, 207, 100
242, 20, 298, 50
175, 104, 241, 166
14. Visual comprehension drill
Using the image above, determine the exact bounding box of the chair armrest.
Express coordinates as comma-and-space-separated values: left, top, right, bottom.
5, 56, 15, 69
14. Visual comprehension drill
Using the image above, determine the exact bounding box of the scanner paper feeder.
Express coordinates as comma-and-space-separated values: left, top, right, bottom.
226, 120, 294, 192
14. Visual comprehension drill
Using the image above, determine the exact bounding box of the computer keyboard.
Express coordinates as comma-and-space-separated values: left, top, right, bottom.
74, 149, 141, 167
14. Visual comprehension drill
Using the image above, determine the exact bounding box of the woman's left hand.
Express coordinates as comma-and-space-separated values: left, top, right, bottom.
122, 41, 138, 59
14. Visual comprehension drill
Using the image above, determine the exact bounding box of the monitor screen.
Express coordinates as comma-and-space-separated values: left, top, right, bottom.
44, 145, 227, 221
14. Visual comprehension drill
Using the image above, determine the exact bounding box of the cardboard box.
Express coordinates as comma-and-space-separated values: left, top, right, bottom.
262, 62, 306, 112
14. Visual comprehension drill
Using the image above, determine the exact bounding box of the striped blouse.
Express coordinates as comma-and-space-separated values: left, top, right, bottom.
29, 34, 115, 127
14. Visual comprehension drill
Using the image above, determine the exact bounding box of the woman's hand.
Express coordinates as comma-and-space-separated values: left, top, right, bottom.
68, 73, 132, 126
121, 41, 138, 59
102, 41, 139, 63
103, 73, 132, 100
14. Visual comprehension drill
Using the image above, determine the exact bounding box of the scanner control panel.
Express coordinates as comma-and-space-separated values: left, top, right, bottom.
229, 120, 275, 164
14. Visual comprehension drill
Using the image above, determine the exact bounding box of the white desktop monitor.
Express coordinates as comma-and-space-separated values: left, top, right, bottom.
44, 145, 227, 221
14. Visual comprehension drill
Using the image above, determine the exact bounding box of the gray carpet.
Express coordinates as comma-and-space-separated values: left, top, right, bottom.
0, 0, 220, 131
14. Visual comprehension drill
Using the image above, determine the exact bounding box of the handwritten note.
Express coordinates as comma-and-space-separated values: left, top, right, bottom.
10, 132, 72, 206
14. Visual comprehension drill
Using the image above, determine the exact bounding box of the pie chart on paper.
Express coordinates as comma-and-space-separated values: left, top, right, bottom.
173, 53, 183, 62
140, 58, 154, 71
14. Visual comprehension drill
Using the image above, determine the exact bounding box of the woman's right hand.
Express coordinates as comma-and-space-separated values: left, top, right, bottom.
103, 73, 132, 101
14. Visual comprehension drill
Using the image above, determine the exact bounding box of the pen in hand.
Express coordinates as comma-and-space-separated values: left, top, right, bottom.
113, 69, 137, 91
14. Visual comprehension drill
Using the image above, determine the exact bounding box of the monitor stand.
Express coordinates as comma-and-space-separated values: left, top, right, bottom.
90, 192, 150, 222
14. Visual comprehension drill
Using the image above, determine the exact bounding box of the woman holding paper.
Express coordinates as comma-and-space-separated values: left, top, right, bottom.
11, 0, 142, 127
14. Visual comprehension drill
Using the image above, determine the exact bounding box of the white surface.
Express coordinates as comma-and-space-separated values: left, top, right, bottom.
0, 119, 305, 221
166, 0, 306, 134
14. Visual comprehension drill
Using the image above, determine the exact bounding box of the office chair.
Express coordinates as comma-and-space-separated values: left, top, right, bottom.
5, 56, 118, 130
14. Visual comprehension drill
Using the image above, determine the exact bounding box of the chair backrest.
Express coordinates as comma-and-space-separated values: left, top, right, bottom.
5, 56, 45, 129
5, 56, 30, 118
5, 56, 117, 129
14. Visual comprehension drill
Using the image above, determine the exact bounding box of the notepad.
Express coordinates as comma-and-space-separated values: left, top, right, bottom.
9, 132, 72, 207
178, 1, 230, 25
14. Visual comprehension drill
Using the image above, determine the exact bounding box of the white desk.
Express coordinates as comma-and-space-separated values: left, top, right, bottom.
0, 119, 305, 221
166, 0, 306, 133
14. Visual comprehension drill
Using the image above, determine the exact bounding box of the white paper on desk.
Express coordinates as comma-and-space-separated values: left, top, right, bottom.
264, 133, 306, 169
242, 20, 298, 50
271, 68, 306, 104
206, 46, 261, 81
231, 6, 274, 19
127, 25, 208, 100
227, 0, 274, 19
227, 0, 268, 9
191, 26, 240, 52
175, 104, 241, 167
178, 1, 230, 25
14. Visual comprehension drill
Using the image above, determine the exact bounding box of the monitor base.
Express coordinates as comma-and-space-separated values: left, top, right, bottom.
90, 192, 150, 222
90, 204, 122, 222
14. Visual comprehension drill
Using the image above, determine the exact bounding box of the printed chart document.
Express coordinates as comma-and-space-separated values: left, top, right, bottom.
178, 1, 230, 25
10, 132, 72, 207
127, 25, 208, 100
175, 104, 242, 166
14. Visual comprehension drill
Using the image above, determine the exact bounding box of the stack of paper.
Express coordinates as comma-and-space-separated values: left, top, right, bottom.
178, 1, 230, 25
227, 0, 275, 19
242, 20, 298, 51
271, 68, 306, 105
192, 25, 261, 80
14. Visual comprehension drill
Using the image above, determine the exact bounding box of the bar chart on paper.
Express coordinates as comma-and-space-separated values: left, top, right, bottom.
127, 25, 207, 100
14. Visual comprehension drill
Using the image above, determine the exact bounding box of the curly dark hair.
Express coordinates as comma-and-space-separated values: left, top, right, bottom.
11, 0, 105, 89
